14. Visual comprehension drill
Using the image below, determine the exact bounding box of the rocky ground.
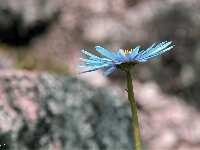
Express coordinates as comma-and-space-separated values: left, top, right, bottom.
0, 0, 200, 150
0, 70, 133, 150
0, 70, 200, 149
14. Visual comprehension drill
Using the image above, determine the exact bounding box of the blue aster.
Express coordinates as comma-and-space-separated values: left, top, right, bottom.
78, 41, 174, 76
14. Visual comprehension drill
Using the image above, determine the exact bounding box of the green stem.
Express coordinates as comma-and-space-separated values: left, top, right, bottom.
125, 71, 141, 150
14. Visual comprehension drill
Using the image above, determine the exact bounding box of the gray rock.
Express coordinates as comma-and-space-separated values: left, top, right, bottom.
0, 0, 59, 46
140, 4, 200, 108
0, 70, 134, 150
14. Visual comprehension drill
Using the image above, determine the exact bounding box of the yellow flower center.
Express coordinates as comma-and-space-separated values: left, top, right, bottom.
121, 49, 134, 57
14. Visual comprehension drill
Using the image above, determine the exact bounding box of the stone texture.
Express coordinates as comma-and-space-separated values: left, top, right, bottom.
132, 81, 200, 150
0, 0, 200, 149
0, 0, 60, 46
0, 70, 200, 149
0, 70, 133, 150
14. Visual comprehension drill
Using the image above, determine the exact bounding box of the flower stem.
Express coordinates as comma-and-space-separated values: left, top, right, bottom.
125, 71, 141, 150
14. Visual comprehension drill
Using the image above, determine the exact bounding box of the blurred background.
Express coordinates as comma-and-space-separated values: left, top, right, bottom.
0, 0, 200, 149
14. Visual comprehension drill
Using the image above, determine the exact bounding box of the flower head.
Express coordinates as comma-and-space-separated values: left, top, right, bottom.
78, 41, 174, 76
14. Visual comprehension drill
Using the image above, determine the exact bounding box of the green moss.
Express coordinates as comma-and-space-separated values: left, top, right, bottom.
0, 44, 69, 74
0, 44, 12, 54
43, 59, 69, 74
16, 49, 38, 70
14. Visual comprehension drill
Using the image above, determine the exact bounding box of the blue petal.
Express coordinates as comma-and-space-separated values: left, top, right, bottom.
78, 58, 101, 63
142, 45, 174, 60
136, 41, 173, 60
103, 67, 117, 76
78, 58, 112, 64
79, 67, 103, 74
116, 49, 125, 61
149, 41, 172, 55
136, 43, 156, 60
130, 46, 140, 60
139, 59, 147, 62
138, 44, 174, 62
95, 46, 118, 60
78, 42, 174, 75
81, 50, 100, 59
150, 45, 173, 57
125, 52, 131, 60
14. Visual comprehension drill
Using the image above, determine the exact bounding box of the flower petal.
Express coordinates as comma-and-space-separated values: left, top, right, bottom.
130, 46, 140, 60
136, 43, 156, 60
116, 49, 125, 61
142, 45, 174, 60
81, 50, 100, 59
125, 52, 131, 60
79, 67, 103, 74
103, 67, 117, 76
78, 42, 174, 75
95, 46, 117, 60
136, 41, 174, 61
149, 41, 172, 55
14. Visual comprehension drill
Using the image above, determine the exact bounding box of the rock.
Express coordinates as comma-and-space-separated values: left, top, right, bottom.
0, 0, 60, 46
133, 81, 200, 150
139, 3, 200, 109
0, 70, 134, 150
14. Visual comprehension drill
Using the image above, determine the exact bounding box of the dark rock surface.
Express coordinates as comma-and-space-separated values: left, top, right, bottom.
0, 0, 59, 46
136, 3, 200, 109
1, 1, 200, 149
0, 70, 133, 150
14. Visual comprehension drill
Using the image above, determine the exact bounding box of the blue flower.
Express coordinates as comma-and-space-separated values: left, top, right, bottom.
78, 41, 174, 76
